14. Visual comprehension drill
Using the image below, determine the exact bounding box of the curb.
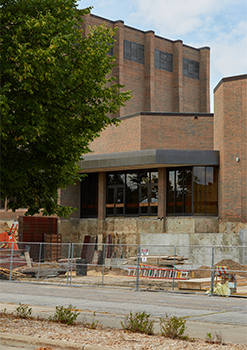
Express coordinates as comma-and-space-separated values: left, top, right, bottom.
0, 333, 125, 350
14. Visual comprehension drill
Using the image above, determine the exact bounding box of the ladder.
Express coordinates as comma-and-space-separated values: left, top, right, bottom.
127, 264, 189, 280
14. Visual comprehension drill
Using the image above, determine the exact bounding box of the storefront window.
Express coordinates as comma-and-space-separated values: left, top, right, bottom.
106, 169, 158, 217
81, 173, 98, 217
167, 167, 217, 216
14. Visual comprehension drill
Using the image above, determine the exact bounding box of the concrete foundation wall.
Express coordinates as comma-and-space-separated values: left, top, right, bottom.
140, 231, 247, 266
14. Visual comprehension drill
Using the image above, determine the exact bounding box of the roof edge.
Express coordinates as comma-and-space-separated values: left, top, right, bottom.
214, 74, 247, 93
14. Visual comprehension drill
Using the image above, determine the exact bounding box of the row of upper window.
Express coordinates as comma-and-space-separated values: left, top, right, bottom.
108, 40, 200, 80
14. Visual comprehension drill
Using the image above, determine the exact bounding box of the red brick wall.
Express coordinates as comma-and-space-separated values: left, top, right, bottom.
140, 114, 213, 150
90, 112, 214, 154
90, 115, 141, 154
214, 75, 247, 222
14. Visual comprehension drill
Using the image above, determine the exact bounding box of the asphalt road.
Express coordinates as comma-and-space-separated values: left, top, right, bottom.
0, 281, 247, 345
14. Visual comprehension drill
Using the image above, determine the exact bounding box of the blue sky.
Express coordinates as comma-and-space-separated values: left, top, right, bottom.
78, 0, 247, 112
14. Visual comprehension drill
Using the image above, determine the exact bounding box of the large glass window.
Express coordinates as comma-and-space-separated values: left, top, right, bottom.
106, 170, 158, 217
80, 173, 98, 217
183, 58, 199, 79
154, 49, 173, 72
124, 40, 145, 64
167, 167, 217, 216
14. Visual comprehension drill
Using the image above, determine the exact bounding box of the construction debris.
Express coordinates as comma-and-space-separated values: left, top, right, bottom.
0, 267, 25, 280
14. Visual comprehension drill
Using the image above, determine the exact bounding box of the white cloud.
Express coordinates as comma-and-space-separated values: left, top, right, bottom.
129, 0, 219, 37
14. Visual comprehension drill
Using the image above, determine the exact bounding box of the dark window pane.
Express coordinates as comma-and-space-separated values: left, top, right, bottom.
141, 186, 148, 203
107, 188, 114, 204
151, 186, 158, 203
151, 206, 158, 214
140, 172, 149, 184
167, 171, 175, 213
116, 173, 125, 185
107, 174, 115, 185
175, 170, 183, 213
183, 58, 200, 80
193, 167, 205, 214
116, 207, 124, 215
155, 49, 173, 72
124, 40, 131, 60
140, 185, 148, 214
124, 40, 144, 64
107, 207, 114, 215
131, 42, 139, 62
126, 172, 139, 214
151, 171, 158, 183
154, 49, 160, 69
184, 169, 192, 213
81, 173, 98, 217
116, 187, 124, 204
206, 167, 218, 214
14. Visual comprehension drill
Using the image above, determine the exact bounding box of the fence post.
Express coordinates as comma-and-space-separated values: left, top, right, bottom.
101, 243, 106, 287
135, 245, 141, 291
210, 246, 215, 296
66, 244, 71, 286
37, 243, 42, 283
172, 246, 176, 291
70, 243, 74, 286
9, 242, 14, 281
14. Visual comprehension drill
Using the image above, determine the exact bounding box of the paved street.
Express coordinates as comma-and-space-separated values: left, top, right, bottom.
0, 281, 246, 345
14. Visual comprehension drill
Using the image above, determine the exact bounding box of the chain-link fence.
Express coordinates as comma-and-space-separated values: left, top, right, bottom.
0, 241, 246, 296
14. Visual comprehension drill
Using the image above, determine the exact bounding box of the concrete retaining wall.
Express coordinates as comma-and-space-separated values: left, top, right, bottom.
140, 231, 247, 266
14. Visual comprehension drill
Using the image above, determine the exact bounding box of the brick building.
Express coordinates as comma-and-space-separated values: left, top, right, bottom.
1, 14, 246, 244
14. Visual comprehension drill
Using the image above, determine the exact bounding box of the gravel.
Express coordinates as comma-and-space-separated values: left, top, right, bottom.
0, 315, 246, 350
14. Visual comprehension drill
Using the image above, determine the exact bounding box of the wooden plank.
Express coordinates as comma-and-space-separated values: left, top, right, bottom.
24, 251, 32, 268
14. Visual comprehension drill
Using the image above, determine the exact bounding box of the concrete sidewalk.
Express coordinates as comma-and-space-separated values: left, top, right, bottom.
0, 302, 246, 348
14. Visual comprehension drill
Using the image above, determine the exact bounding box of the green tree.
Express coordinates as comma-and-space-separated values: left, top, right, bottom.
0, 0, 131, 216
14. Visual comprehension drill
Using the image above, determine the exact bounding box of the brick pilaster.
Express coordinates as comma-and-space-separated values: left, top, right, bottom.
144, 30, 155, 111
173, 40, 183, 112
113, 20, 124, 117
200, 47, 210, 112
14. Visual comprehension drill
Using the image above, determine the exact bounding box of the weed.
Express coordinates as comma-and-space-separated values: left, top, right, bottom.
15, 303, 32, 319
82, 312, 100, 329
205, 330, 223, 344
49, 305, 79, 325
121, 311, 154, 335
160, 314, 188, 340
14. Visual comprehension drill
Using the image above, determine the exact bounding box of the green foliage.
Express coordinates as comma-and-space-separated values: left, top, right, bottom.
205, 330, 223, 344
0, 0, 131, 216
15, 303, 32, 319
160, 314, 188, 340
121, 311, 154, 335
49, 304, 79, 325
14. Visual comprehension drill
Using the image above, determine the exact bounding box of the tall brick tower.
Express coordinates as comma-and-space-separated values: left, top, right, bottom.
214, 74, 247, 224
81, 14, 210, 117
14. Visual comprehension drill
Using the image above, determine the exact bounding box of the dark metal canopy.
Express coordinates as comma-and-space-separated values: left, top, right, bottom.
79, 149, 219, 173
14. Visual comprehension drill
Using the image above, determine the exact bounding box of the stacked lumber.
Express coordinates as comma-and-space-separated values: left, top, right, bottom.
124, 255, 188, 267
0, 267, 25, 280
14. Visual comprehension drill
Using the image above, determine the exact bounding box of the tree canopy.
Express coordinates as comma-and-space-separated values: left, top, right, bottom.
0, 0, 131, 216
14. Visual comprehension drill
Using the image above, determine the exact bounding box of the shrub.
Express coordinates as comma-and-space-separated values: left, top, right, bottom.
15, 303, 32, 319
49, 305, 79, 325
121, 311, 154, 335
160, 314, 188, 340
